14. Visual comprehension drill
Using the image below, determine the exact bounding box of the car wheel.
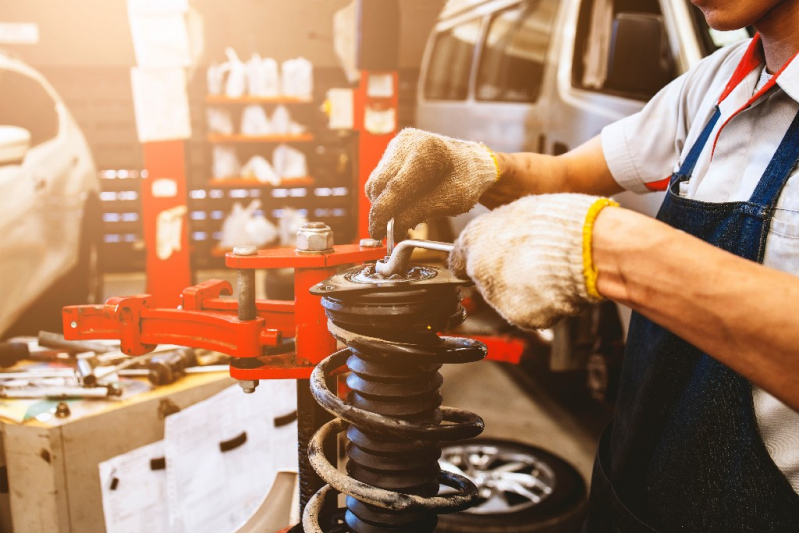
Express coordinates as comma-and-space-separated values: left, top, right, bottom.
437, 439, 587, 533
3, 195, 103, 338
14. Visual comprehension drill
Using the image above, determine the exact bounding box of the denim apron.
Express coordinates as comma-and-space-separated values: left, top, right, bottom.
581, 77, 799, 531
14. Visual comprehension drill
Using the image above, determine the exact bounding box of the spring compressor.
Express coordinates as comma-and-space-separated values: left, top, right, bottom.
62, 222, 489, 532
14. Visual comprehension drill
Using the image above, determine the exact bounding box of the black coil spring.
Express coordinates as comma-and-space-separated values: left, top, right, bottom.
302, 284, 487, 532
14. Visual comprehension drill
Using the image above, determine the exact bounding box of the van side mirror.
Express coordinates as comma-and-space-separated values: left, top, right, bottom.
0, 126, 31, 166
605, 13, 674, 99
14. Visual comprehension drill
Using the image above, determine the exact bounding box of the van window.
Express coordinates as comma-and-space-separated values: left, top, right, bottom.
0, 70, 59, 146
424, 18, 482, 100
573, 0, 674, 100
476, 1, 558, 103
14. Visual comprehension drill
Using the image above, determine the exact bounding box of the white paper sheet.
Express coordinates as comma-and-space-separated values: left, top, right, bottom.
366, 74, 394, 98
128, 0, 188, 14
128, 12, 191, 68
165, 381, 298, 533
98, 440, 170, 533
326, 88, 354, 130
155, 205, 187, 260
130, 67, 192, 142
364, 106, 396, 135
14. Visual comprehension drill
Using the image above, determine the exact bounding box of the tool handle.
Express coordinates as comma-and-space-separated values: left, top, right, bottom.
38, 331, 116, 354
0, 342, 30, 368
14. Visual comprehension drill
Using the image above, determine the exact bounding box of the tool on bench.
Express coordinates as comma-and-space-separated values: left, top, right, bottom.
0, 342, 32, 368
62, 220, 488, 532
37, 331, 118, 355
0, 384, 122, 399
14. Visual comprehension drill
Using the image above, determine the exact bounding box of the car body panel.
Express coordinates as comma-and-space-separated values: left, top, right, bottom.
0, 51, 98, 334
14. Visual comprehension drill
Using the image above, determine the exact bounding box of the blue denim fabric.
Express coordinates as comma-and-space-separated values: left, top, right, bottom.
582, 106, 799, 532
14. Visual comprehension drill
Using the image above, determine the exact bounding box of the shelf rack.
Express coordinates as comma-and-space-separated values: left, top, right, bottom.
206, 177, 314, 188
205, 94, 313, 105
207, 133, 314, 143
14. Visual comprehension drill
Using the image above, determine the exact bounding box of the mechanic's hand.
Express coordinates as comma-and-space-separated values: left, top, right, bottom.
366, 128, 500, 240
448, 194, 618, 330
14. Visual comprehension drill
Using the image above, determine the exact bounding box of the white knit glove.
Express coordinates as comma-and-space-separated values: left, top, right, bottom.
448, 194, 618, 330
366, 128, 500, 240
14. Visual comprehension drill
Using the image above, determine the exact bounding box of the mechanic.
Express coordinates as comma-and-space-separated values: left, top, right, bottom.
366, 0, 799, 531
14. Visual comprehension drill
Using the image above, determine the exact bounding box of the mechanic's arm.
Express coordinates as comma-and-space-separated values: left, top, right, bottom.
593, 207, 799, 412
365, 129, 620, 239
482, 136, 623, 208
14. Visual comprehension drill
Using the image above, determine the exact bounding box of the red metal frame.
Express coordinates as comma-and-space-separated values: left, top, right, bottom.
63, 243, 526, 381
141, 141, 193, 308
64, 245, 386, 380
354, 71, 399, 240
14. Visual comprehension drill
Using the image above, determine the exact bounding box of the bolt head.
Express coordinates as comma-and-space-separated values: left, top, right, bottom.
55, 401, 71, 418
296, 223, 334, 252
237, 379, 259, 394
233, 245, 258, 256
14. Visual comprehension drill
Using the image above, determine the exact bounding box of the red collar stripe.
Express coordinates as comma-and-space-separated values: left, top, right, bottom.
717, 34, 764, 104
711, 34, 799, 158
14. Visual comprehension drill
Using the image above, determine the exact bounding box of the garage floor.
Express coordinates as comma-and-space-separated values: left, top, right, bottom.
103, 271, 597, 482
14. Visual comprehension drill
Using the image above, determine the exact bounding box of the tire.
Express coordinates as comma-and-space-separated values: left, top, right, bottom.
436, 439, 587, 533
4, 195, 103, 338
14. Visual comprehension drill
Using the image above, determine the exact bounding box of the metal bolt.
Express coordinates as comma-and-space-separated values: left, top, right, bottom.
296, 222, 334, 253
55, 402, 71, 418
238, 379, 259, 394
233, 246, 257, 321
359, 238, 381, 248
386, 218, 395, 256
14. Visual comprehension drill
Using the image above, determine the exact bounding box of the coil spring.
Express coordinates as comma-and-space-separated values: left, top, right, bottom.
302, 283, 487, 533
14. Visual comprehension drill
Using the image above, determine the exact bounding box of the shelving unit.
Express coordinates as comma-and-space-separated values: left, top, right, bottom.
207, 133, 314, 143
206, 177, 314, 188
195, 84, 339, 268
205, 94, 313, 105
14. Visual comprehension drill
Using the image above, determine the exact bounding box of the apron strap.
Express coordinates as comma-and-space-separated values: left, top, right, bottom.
748, 109, 799, 206
674, 107, 721, 181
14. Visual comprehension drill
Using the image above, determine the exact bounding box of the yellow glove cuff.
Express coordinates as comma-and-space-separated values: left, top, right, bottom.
482, 144, 501, 182
582, 198, 619, 301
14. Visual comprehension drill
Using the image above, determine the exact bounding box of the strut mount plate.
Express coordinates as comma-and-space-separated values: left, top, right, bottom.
310, 264, 469, 296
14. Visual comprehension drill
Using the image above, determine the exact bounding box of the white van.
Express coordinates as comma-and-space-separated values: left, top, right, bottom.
417, 0, 750, 373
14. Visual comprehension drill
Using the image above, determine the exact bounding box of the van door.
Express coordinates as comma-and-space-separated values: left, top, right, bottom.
416, 13, 484, 141
417, 1, 560, 154
467, 0, 560, 154
547, 0, 683, 218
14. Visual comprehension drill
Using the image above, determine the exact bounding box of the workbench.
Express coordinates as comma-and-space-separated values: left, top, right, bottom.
0, 372, 234, 533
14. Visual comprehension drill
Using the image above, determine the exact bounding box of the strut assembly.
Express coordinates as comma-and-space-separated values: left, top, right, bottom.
62, 221, 495, 532
300, 263, 488, 532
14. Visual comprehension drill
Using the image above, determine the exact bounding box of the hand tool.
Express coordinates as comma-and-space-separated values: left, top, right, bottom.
0, 383, 122, 399
0, 342, 30, 368
37, 331, 118, 355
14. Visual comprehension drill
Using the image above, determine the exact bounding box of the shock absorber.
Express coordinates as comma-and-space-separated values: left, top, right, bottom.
302, 261, 487, 532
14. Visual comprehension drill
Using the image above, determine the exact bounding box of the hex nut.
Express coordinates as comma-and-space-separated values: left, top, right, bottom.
237, 379, 259, 394
296, 223, 334, 252
55, 402, 71, 418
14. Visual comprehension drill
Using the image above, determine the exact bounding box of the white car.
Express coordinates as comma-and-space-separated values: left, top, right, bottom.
0, 50, 101, 337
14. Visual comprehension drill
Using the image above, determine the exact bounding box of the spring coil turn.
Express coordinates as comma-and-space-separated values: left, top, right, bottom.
302, 283, 487, 533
